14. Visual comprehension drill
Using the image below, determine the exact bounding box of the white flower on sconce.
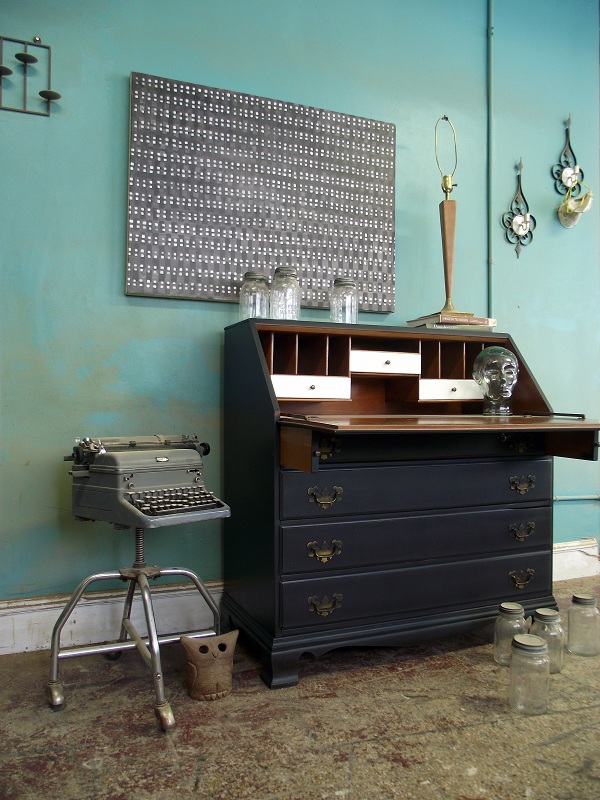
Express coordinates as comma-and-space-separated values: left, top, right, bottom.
511, 212, 532, 238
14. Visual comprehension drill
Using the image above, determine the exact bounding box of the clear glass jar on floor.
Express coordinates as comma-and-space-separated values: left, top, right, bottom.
509, 633, 550, 715
493, 601, 528, 666
269, 267, 300, 320
530, 607, 565, 673
239, 271, 270, 320
329, 277, 358, 324
567, 594, 600, 656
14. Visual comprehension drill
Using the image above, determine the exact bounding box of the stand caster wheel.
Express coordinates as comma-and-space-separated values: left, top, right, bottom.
46, 680, 65, 708
154, 701, 175, 731
105, 650, 122, 661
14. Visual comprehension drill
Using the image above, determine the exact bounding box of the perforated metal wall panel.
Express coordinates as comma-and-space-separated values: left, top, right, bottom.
126, 73, 396, 311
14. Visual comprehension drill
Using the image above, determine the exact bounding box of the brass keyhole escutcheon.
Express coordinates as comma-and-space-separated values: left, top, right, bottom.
509, 568, 535, 589
307, 540, 342, 563
509, 521, 535, 542
308, 593, 343, 617
509, 475, 536, 495
307, 485, 343, 510
315, 435, 342, 462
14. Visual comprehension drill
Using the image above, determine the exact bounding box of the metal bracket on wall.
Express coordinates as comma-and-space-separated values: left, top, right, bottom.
501, 160, 536, 258
551, 115, 583, 197
0, 35, 60, 116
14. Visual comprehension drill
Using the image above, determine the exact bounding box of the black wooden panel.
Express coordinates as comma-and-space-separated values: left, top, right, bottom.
318, 430, 548, 464
280, 458, 553, 519
281, 506, 552, 574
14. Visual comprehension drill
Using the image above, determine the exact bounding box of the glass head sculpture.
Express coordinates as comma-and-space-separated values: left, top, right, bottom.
473, 346, 519, 415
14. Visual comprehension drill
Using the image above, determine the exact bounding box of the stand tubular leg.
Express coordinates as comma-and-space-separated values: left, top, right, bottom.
136, 572, 175, 730
160, 567, 221, 635
46, 571, 122, 707
118, 579, 137, 641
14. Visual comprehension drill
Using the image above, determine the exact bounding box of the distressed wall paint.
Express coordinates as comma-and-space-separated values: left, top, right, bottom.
1, 0, 598, 600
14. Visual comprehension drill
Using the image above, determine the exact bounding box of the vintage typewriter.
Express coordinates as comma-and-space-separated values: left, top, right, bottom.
65, 433, 230, 528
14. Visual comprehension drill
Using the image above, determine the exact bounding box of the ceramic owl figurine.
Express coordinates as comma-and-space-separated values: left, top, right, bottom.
180, 629, 238, 701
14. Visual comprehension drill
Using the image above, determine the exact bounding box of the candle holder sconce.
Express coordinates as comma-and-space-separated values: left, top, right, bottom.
0, 35, 60, 116
551, 116, 593, 228
551, 115, 583, 197
501, 160, 536, 258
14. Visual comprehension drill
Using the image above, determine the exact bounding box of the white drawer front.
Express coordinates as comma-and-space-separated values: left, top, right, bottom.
419, 379, 483, 401
350, 349, 421, 375
271, 374, 351, 400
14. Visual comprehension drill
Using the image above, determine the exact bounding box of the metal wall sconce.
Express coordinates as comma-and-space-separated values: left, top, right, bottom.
501, 160, 536, 257
551, 116, 593, 228
551, 115, 583, 196
0, 35, 60, 116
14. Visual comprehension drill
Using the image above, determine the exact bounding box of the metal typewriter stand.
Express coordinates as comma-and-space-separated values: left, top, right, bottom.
46, 526, 221, 731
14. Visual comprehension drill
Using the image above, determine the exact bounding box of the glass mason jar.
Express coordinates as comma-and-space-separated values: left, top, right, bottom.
269, 267, 300, 320
567, 594, 600, 656
239, 271, 270, 320
509, 633, 550, 715
493, 602, 528, 666
530, 607, 565, 673
329, 277, 358, 324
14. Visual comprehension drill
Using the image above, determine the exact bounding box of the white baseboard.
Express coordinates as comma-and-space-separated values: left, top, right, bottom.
0, 580, 223, 656
1, 540, 598, 656
552, 537, 600, 582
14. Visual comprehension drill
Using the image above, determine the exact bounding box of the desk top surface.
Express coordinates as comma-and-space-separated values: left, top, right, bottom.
279, 413, 600, 433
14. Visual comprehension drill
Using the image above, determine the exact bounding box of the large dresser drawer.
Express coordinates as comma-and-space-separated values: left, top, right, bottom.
281, 506, 552, 574
280, 551, 551, 630
280, 457, 552, 519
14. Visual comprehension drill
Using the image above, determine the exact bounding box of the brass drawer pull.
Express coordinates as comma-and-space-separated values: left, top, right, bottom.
314, 435, 342, 462
509, 474, 536, 495
307, 485, 343, 509
307, 539, 342, 563
308, 593, 343, 617
509, 521, 536, 542
509, 568, 535, 589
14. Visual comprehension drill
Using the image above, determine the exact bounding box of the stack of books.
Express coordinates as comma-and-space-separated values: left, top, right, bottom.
405, 312, 497, 332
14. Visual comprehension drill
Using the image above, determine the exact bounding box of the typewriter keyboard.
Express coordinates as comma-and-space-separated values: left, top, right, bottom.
126, 487, 220, 516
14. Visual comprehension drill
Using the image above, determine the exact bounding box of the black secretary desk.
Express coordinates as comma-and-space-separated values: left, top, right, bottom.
222, 319, 599, 688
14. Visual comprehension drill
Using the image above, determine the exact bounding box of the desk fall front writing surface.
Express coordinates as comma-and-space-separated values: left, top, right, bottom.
222, 320, 599, 688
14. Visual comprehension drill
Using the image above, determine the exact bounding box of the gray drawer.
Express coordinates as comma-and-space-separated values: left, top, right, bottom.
280, 458, 552, 519
282, 506, 552, 574
281, 551, 551, 630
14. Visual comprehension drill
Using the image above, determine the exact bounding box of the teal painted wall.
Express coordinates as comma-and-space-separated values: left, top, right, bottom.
1, 0, 598, 600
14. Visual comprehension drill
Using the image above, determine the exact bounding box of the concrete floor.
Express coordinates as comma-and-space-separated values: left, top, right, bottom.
0, 575, 599, 800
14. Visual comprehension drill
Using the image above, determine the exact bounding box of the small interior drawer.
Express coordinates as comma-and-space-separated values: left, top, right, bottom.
350, 349, 421, 375
271, 374, 351, 400
419, 378, 483, 401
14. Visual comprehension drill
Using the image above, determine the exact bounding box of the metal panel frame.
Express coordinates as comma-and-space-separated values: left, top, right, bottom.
126, 72, 395, 311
